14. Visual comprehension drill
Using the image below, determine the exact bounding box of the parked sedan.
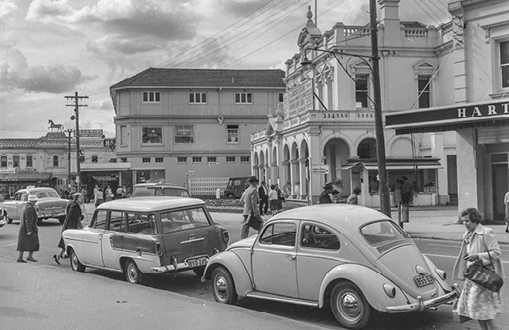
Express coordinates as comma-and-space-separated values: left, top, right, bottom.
63, 197, 229, 284
2, 187, 69, 224
202, 204, 458, 330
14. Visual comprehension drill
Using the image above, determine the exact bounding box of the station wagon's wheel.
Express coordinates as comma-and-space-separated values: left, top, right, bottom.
330, 282, 372, 330
211, 266, 238, 305
7, 216, 12, 224
125, 259, 143, 284
70, 249, 86, 273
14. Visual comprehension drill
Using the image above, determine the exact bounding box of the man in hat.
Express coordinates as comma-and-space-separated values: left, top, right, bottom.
401, 176, 413, 205
241, 176, 261, 239
16, 194, 40, 263
319, 183, 334, 204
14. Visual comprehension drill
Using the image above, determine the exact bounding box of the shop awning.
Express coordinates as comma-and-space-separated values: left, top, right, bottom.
340, 158, 442, 171
0, 172, 52, 182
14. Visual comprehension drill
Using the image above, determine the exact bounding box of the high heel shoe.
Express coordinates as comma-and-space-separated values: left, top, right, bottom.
53, 254, 60, 265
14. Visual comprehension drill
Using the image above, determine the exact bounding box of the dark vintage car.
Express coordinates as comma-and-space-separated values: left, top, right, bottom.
202, 204, 458, 330
62, 197, 229, 284
2, 187, 70, 224
131, 183, 190, 197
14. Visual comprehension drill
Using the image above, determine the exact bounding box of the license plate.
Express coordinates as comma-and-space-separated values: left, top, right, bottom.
186, 256, 208, 268
414, 273, 436, 287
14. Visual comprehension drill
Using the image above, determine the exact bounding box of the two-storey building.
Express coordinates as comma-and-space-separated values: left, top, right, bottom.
109, 68, 285, 195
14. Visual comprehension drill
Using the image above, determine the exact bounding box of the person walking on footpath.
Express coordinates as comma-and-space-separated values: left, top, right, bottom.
241, 176, 260, 239
319, 183, 334, 204
258, 181, 269, 215
401, 176, 413, 205
268, 184, 279, 215
504, 190, 509, 233
16, 195, 39, 263
53, 193, 84, 265
452, 208, 504, 330
346, 187, 361, 205
95, 187, 104, 207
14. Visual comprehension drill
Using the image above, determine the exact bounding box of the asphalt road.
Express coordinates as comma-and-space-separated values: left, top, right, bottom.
1, 215, 508, 330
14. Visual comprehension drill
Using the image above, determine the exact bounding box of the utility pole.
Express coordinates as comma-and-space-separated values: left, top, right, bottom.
66, 129, 73, 190
65, 91, 88, 193
370, 0, 391, 217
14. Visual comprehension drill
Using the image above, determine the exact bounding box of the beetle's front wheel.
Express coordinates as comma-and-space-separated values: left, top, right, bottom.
211, 266, 238, 305
330, 282, 372, 330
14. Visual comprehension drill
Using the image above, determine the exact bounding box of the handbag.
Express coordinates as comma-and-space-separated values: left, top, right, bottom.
247, 213, 263, 231
463, 236, 504, 292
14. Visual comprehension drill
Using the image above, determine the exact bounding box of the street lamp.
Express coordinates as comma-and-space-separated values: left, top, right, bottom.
299, 0, 391, 216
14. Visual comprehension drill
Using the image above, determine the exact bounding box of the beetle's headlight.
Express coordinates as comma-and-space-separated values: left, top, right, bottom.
435, 269, 447, 281
383, 284, 396, 298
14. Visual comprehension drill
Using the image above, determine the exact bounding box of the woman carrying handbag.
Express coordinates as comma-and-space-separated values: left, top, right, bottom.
452, 208, 504, 330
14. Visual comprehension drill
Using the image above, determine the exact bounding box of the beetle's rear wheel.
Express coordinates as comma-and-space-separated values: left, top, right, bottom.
330, 282, 372, 330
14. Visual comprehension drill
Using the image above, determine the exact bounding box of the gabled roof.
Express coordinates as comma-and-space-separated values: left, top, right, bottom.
110, 68, 286, 89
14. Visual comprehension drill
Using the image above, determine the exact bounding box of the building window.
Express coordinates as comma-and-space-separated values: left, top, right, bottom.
418, 75, 431, 108
142, 127, 162, 144
142, 91, 161, 103
142, 157, 151, 163
501, 41, 509, 88
13, 155, 20, 168
189, 92, 207, 104
355, 74, 369, 108
109, 158, 117, 163
177, 157, 187, 163
357, 138, 377, 159
53, 155, 59, 167
192, 157, 202, 163
240, 156, 250, 163
121, 158, 127, 163
235, 92, 252, 104
1, 155, 7, 167
26, 155, 33, 167
155, 157, 163, 163
92, 155, 98, 163
207, 156, 217, 163
175, 125, 193, 144
227, 125, 239, 143
120, 125, 127, 146
226, 156, 235, 163
278, 92, 284, 103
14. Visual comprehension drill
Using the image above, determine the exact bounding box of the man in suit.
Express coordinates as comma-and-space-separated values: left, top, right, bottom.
241, 176, 260, 239
258, 180, 269, 215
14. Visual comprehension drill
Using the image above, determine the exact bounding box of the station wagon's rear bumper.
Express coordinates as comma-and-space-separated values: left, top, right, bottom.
386, 284, 459, 313
151, 262, 189, 273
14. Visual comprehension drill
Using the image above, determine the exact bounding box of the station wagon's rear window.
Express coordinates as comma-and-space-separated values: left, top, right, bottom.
360, 220, 409, 246
160, 207, 210, 233
126, 213, 157, 235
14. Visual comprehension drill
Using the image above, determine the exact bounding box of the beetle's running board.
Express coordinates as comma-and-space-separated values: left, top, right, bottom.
245, 291, 319, 308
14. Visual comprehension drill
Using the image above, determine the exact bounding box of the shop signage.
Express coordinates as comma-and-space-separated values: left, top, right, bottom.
284, 80, 313, 118
79, 129, 104, 137
312, 164, 329, 174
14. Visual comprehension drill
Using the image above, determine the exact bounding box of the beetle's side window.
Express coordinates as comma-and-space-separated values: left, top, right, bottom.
259, 223, 296, 246
19, 193, 27, 201
108, 211, 125, 232
301, 224, 340, 250
92, 210, 107, 230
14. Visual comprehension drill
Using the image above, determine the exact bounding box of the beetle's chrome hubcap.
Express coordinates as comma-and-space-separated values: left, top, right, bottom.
215, 276, 227, 299
340, 293, 361, 319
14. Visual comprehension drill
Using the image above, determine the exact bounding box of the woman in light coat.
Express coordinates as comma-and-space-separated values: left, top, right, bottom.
452, 208, 504, 330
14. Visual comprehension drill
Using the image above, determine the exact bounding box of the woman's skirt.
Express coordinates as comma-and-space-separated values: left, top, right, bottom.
457, 278, 501, 320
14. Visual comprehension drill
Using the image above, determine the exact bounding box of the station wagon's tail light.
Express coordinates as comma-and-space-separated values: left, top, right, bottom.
383, 284, 396, 298
435, 269, 446, 281
155, 241, 163, 256
222, 230, 229, 244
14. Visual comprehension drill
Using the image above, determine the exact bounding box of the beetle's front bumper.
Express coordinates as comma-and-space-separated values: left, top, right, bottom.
386, 284, 460, 313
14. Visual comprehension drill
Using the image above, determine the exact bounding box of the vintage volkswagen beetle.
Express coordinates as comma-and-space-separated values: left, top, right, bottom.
63, 197, 229, 284
202, 204, 458, 329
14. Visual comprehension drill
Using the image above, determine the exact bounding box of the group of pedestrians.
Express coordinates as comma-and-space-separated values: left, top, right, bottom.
16, 193, 85, 265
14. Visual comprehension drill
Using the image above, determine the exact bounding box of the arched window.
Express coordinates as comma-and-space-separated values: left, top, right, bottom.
357, 138, 377, 159
53, 155, 59, 167
26, 155, 33, 167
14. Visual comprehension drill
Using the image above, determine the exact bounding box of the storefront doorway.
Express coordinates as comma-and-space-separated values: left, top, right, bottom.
492, 163, 508, 221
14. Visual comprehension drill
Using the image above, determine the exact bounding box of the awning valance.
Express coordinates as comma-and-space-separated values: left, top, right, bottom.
0, 172, 52, 182
340, 158, 442, 171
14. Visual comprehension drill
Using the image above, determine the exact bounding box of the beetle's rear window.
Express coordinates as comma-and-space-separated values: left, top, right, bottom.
360, 220, 409, 246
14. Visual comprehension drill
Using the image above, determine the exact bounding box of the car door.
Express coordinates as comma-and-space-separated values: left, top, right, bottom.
82, 210, 107, 267
101, 210, 125, 270
251, 221, 299, 298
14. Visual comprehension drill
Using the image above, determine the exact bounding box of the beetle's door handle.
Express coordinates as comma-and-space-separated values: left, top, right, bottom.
287, 254, 296, 261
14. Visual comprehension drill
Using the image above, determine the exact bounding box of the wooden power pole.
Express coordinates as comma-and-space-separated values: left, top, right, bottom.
65, 91, 88, 192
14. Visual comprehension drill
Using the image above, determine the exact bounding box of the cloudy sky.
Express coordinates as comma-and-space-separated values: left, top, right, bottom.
0, 0, 450, 138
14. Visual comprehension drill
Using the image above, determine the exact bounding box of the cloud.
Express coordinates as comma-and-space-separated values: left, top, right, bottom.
0, 0, 18, 19
0, 45, 84, 93
90, 97, 113, 111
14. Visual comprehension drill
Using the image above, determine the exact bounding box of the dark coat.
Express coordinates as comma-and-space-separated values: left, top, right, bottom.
319, 190, 333, 204
58, 201, 84, 249
17, 203, 39, 252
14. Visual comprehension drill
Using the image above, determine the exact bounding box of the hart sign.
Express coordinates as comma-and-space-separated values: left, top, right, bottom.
312, 165, 329, 174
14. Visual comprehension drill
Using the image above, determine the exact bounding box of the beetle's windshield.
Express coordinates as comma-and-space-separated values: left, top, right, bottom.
360, 220, 409, 246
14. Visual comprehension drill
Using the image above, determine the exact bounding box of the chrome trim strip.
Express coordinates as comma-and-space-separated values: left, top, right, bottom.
180, 237, 205, 244
245, 292, 319, 307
